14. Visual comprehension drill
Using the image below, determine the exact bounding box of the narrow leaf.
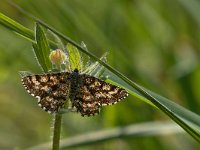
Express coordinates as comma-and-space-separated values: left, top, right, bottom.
106, 70, 200, 142
0, 12, 34, 41
32, 43, 47, 72
67, 43, 82, 71
35, 23, 52, 72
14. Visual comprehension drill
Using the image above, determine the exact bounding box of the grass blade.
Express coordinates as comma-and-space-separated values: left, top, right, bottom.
0, 12, 34, 41
26, 121, 184, 150
106, 70, 200, 142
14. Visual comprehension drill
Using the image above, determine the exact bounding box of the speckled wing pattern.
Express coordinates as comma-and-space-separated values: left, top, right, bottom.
73, 74, 128, 116
21, 72, 71, 113
21, 69, 128, 116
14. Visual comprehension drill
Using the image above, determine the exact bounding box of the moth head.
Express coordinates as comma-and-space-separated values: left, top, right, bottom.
73, 68, 79, 73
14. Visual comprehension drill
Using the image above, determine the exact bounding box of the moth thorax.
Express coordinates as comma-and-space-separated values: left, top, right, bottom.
69, 70, 82, 100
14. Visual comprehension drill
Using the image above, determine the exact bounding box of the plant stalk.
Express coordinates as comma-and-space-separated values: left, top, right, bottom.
52, 113, 62, 150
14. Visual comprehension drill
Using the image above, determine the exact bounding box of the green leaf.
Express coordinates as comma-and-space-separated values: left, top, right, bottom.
106, 70, 200, 142
148, 90, 200, 140
83, 52, 108, 77
67, 43, 82, 71
32, 43, 48, 72
104, 71, 157, 108
0, 12, 57, 49
35, 23, 52, 72
0, 12, 34, 41
46, 30, 65, 51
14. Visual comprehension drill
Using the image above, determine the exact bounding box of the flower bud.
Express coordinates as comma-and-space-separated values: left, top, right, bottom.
49, 49, 67, 65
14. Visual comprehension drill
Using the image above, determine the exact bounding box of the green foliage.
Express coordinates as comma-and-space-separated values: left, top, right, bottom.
0, 1, 200, 150
67, 43, 82, 72
0, 12, 34, 41
34, 23, 52, 72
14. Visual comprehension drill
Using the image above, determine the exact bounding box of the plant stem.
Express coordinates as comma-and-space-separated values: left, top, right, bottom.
52, 113, 62, 150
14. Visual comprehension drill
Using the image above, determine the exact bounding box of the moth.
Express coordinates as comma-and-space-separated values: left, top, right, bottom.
21, 69, 128, 116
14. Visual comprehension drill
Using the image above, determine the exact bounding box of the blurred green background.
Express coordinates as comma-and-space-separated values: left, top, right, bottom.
0, 0, 200, 149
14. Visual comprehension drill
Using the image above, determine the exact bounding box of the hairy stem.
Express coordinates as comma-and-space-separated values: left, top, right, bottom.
52, 113, 62, 150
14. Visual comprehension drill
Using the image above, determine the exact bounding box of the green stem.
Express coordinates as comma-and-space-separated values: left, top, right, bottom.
52, 113, 62, 150
52, 65, 63, 150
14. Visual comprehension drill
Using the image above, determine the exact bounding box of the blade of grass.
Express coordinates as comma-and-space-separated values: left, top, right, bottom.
26, 121, 184, 150
106, 70, 200, 129
106, 71, 200, 141
0, 12, 57, 49
0, 12, 34, 41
